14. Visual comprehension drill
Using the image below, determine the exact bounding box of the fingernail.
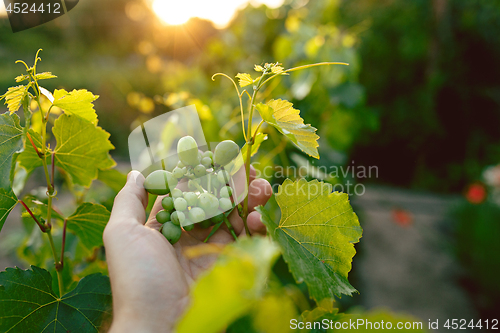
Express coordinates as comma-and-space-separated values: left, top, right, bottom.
127, 170, 139, 183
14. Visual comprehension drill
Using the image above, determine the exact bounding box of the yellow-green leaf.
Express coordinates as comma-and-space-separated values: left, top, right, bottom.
1, 86, 28, 113
52, 89, 99, 124
257, 178, 362, 301
35, 72, 57, 81
254, 65, 264, 72
176, 237, 280, 333
253, 294, 298, 333
236, 73, 255, 87
66, 203, 110, 250
14, 72, 56, 83
53, 114, 115, 187
271, 65, 285, 74
256, 99, 319, 159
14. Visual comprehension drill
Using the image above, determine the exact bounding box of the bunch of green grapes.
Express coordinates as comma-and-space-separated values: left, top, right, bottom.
143, 136, 240, 244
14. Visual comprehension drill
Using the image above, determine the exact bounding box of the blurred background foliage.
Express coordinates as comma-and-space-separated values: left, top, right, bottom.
1, 0, 500, 329
2, 0, 499, 192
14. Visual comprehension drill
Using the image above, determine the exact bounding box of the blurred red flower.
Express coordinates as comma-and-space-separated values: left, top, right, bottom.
392, 208, 413, 227
465, 183, 487, 204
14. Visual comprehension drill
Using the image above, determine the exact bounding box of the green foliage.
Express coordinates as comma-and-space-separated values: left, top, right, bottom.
0, 266, 111, 332
257, 179, 362, 301
66, 203, 111, 250
0, 113, 23, 190
18, 129, 48, 175
256, 99, 319, 159
0, 51, 114, 329
176, 237, 280, 333
53, 114, 115, 187
0, 189, 17, 232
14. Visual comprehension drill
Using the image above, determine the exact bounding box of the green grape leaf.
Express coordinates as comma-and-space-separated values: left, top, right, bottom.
15, 72, 57, 83
256, 99, 319, 159
66, 202, 110, 250
52, 89, 99, 124
254, 65, 264, 72
256, 178, 362, 301
0, 113, 24, 190
35, 72, 57, 81
176, 237, 280, 333
236, 73, 255, 87
14, 74, 29, 83
241, 133, 268, 159
0, 188, 18, 233
0, 266, 111, 332
1, 85, 28, 113
17, 129, 50, 175
53, 114, 115, 187
97, 169, 127, 192
271, 64, 285, 74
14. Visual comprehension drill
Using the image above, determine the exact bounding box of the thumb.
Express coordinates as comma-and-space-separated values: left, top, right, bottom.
108, 171, 149, 228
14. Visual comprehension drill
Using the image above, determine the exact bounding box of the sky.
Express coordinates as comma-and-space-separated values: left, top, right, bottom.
0, 0, 286, 28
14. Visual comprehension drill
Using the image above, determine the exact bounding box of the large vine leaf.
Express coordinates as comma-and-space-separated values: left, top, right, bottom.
0, 189, 17, 233
0, 86, 28, 113
53, 114, 115, 187
176, 237, 280, 333
256, 99, 319, 159
66, 203, 110, 250
52, 89, 99, 124
0, 113, 24, 190
256, 178, 362, 302
0, 266, 111, 332
17, 129, 50, 175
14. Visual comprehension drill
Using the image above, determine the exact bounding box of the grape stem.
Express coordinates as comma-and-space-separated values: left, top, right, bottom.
25, 59, 64, 297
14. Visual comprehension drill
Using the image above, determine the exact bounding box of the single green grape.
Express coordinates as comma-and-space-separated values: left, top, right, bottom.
162, 222, 182, 244
201, 157, 212, 168
217, 170, 230, 185
193, 164, 207, 177
219, 198, 233, 211
202, 151, 213, 159
177, 136, 200, 166
171, 188, 183, 199
173, 167, 185, 179
188, 207, 206, 223
213, 140, 239, 166
171, 211, 185, 226
198, 193, 219, 215
156, 210, 171, 224
177, 161, 185, 168
182, 220, 194, 231
183, 192, 198, 207
143, 170, 177, 195
220, 186, 233, 198
174, 197, 188, 211
161, 196, 175, 212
